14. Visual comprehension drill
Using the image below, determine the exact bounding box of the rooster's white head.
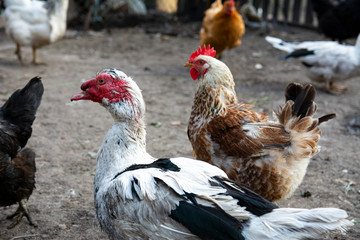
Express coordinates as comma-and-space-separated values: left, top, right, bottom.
184, 45, 234, 88
71, 69, 145, 122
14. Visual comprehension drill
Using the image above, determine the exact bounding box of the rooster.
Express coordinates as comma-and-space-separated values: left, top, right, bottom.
185, 45, 336, 202
200, 0, 245, 59
266, 35, 360, 94
71, 68, 352, 240
0, 77, 44, 228
3, 0, 69, 64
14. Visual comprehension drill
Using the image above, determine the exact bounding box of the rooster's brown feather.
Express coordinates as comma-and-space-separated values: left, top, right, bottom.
187, 54, 335, 201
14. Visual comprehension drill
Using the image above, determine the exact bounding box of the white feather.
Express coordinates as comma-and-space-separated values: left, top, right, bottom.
3, 0, 69, 49
265, 35, 360, 83
243, 208, 353, 240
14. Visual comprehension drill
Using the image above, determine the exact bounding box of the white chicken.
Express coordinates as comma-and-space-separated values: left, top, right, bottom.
3, 0, 69, 64
71, 68, 353, 240
266, 35, 360, 94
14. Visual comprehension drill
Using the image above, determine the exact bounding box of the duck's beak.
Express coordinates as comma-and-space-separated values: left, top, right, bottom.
71, 78, 94, 101
184, 62, 193, 68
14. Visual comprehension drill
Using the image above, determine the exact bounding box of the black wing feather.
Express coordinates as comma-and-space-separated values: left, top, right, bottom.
212, 177, 278, 216
170, 201, 245, 240
286, 49, 315, 59
112, 158, 181, 181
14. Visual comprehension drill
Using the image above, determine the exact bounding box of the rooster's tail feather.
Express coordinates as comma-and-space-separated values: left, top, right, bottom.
276, 82, 335, 157
286, 83, 316, 118
318, 113, 336, 125
278, 83, 335, 126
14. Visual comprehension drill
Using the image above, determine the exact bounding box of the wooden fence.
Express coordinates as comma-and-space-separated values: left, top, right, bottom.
240, 0, 317, 28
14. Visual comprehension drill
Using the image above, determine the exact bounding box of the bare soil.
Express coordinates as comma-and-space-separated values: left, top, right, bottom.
0, 22, 359, 240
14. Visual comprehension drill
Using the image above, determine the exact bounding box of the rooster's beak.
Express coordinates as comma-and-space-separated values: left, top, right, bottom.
184, 62, 193, 68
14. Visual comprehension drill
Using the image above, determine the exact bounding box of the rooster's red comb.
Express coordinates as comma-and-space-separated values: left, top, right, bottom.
188, 45, 216, 62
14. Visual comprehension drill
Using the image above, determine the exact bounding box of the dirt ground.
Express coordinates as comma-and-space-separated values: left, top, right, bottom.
0, 20, 359, 240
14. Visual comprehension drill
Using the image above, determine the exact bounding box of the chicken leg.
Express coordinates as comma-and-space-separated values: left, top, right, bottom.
32, 46, 40, 65
15, 43, 23, 64
6, 199, 37, 229
326, 81, 347, 95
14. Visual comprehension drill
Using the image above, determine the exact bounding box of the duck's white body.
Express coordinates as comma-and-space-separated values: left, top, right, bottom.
266, 35, 360, 93
71, 69, 353, 240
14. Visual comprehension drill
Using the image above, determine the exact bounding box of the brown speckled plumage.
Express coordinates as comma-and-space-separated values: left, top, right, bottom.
188, 60, 335, 201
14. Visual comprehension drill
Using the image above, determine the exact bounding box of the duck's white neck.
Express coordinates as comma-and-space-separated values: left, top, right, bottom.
94, 119, 153, 185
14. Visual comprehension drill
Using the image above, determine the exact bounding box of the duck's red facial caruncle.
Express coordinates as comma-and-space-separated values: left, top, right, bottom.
71, 72, 132, 104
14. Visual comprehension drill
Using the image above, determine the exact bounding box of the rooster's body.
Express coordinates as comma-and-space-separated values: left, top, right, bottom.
71, 68, 352, 240
3, 0, 69, 64
0, 77, 44, 228
200, 0, 245, 59
185, 46, 335, 202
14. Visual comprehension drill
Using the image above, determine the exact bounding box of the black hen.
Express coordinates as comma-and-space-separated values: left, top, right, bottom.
311, 0, 360, 42
0, 77, 44, 228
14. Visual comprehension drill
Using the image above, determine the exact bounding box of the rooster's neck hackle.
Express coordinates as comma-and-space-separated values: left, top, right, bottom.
193, 57, 238, 118
193, 86, 237, 118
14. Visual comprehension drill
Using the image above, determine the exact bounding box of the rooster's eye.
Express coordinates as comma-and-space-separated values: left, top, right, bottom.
98, 79, 105, 85
199, 60, 204, 64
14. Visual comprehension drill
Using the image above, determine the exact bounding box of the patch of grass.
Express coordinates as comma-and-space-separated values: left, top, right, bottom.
248, 96, 271, 106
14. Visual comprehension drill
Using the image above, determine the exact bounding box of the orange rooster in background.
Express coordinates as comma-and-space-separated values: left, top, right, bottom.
185, 45, 336, 202
200, 0, 245, 59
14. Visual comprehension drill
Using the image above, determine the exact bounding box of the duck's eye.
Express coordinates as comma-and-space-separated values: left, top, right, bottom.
98, 79, 105, 85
